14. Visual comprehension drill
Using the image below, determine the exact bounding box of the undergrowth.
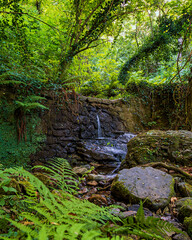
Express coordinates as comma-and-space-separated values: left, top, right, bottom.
0, 164, 183, 239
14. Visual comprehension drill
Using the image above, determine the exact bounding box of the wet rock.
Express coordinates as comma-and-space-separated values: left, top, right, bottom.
52, 123, 66, 130
118, 211, 137, 218
52, 130, 65, 137
109, 208, 121, 215
88, 188, 97, 195
88, 194, 108, 206
77, 142, 117, 162
172, 232, 191, 240
87, 174, 115, 182
116, 202, 127, 210
128, 204, 153, 217
78, 187, 88, 194
72, 166, 89, 176
122, 130, 192, 168
76, 133, 135, 164
111, 167, 175, 210
87, 180, 98, 186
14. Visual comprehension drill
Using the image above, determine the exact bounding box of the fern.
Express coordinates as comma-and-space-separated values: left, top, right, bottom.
0, 72, 23, 85
1, 167, 118, 239
6, 219, 38, 238
33, 158, 79, 193
111, 201, 182, 239
0, 167, 183, 240
15, 95, 48, 113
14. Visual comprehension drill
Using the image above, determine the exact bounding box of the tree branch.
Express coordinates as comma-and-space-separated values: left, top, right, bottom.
75, 0, 105, 44
170, 51, 192, 83
0, 11, 61, 33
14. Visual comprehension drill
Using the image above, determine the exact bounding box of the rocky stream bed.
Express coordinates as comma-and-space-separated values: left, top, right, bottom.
70, 130, 192, 239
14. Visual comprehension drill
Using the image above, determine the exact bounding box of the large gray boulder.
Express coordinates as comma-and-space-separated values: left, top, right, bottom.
121, 130, 192, 169
111, 167, 175, 210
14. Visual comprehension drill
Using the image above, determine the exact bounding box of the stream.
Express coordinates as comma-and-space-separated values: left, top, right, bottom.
76, 132, 136, 175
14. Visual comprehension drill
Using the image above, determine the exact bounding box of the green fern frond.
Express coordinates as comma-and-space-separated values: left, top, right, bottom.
0, 80, 22, 85
0, 237, 18, 240
21, 213, 43, 226
5, 167, 55, 201
7, 218, 38, 238
24, 96, 46, 102
53, 224, 71, 240
38, 225, 48, 240
26, 234, 32, 240
1, 167, 181, 240
81, 229, 102, 240
15, 101, 48, 111
0, 72, 25, 85
33, 158, 78, 193
136, 200, 145, 224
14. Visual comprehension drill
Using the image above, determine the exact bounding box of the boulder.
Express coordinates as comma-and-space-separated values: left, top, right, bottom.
76, 142, 118, 162
176, 197, 192, 222
122, 130, 192, 168
111, 167, 175, 210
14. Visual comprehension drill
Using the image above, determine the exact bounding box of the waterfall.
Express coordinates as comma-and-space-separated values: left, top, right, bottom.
96, 114, 102, 138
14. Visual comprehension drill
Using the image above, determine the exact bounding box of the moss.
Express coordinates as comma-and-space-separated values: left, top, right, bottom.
186, 183, 192, 197
177, 198, 192, 222
0, 118, 45, 169
111, 178, 149, 205
124, 130, 192, 168
184, 217, 192, 237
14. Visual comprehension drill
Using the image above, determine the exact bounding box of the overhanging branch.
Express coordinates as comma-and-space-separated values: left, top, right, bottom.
0, 11, 61, 33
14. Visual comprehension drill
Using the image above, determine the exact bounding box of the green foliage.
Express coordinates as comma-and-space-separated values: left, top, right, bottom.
15, 95, 48, 113
0, 119, 45, 168
0, 167, 120, 239
33, 158, 79, 194
118, 13, 192, 84
0, 167, 183, 239
110, 201, 182, 239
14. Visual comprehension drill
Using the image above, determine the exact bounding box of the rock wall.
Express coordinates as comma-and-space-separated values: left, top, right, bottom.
31, 95, 151, 164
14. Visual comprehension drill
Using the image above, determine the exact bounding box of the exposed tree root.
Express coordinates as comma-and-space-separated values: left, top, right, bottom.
142, 162, 192, 182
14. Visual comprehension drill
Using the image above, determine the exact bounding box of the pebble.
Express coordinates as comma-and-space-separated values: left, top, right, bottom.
87, 180, 98, 186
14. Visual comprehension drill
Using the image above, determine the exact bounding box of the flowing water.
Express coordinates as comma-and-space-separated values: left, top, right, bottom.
96, 114, 103, 138
82, 132, 136, 174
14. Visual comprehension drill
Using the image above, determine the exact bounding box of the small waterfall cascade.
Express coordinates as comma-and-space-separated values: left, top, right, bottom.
96, 114, 102, 139
79, 132, 136, 175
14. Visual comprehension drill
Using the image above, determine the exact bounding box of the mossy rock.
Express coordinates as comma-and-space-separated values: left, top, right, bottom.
122, 130, 192, 169
111, 167, 175, 210
184, 217, 192, 238
176, 197, 192, 222
177, 182, 192, 197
